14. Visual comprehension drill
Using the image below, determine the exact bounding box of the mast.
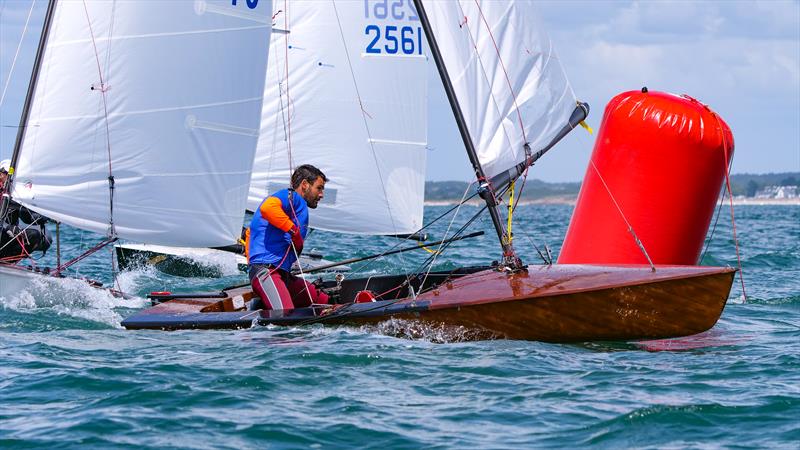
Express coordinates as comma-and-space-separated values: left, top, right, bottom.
1, 0, 58, 218
413, 0, 521, 268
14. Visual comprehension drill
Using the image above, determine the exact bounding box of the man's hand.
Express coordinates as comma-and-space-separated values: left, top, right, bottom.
289, 225, 304, 255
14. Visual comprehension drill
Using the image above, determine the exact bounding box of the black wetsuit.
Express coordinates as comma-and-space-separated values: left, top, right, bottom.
0, 198, 52, 262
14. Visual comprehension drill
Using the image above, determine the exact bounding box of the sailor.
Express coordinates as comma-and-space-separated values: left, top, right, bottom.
0, 159, 52, 262
247, 164, 330, 310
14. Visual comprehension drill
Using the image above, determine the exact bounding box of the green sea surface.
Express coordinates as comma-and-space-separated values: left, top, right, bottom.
1, 204, 798, 448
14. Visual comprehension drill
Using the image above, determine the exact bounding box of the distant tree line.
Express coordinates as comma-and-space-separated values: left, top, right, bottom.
729, 173, 800, 197
425, 180, 580, 201
425, 172, 800, 201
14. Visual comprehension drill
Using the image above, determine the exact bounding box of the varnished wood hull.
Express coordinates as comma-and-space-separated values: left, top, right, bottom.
121, 264, 736, 342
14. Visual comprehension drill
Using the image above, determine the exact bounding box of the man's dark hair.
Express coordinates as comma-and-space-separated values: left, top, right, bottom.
290, 164, 328, 189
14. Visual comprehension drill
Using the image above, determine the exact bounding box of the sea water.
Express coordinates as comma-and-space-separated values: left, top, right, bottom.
1, 204, 798, 448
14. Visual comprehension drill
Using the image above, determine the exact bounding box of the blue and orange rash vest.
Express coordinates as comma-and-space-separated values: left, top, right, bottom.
248, 188, 308, 272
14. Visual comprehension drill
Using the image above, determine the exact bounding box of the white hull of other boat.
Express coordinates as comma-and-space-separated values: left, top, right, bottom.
0, 263, 126, 300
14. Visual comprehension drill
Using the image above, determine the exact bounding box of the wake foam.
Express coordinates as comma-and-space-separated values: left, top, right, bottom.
181, 252, 243, 277
0, 275, 146, 328
364, 317, 495, 343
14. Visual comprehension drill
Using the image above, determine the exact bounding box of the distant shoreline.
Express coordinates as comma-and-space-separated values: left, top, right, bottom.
424, 197, 800, 206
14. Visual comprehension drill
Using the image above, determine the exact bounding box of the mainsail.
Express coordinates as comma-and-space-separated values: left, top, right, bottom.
11, 0, 273, 247
249, 0, 428, 235
419, 0, 577, 180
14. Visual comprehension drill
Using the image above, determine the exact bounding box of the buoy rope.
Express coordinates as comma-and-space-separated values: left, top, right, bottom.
701, 182, 726, 264
713, 113, 747, 302
589, 159, 656, 272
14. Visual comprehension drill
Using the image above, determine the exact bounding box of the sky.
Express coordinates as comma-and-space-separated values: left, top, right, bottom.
1, 0, 798, 182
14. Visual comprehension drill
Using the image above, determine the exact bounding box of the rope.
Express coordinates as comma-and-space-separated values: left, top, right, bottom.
590, 159, 656, 272
81, 0, 116, 238
286, 190, 315, 306
283, 0, 293, 170
54, 236, 117, 276
0, 0, 35, 108
506, 180, 514, 242
308, 204, 491, 326
700, 183, 726, 264
353, 188, 479, 275
418, 180, 474, 292
0, 220, 38, 254
713, 113, 747, 302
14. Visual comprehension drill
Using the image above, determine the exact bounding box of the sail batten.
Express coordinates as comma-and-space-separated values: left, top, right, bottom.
13, 0, 273, 248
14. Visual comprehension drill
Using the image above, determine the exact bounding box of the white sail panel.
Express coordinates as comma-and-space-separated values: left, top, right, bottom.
13, 0, 272, 247
249, 0, 428, 235
421, 0, 576, 179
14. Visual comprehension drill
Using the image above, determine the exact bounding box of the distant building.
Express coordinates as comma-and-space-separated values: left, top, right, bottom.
755, 185, 798, 199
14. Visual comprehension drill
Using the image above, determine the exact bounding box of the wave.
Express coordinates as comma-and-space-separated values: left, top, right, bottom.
0, 275, 146, 329
364, 317, 496, 343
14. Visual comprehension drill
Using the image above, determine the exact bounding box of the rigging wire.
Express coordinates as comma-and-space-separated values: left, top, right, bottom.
82, 0, 121, 289
282, 0, 292, 170
296, 204, 491, 327
418, 180, 475, 290
589, 158, 656, 272
352, 188, 480, 275
306, 205, 488, 325
297, 198, 495, 328
0, 0, 36, 109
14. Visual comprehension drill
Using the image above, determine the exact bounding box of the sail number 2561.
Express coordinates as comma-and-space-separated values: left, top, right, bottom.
365, 25, 423, 55
364, 0, 423, 55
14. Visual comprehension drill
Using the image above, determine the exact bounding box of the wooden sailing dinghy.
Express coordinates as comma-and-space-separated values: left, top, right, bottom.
123, 0, 737, 342
121, 264, 735, 342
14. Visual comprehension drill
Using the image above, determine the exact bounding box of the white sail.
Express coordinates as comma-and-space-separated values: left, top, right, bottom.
13, 0, 273, 247
420, 0, 576, 179
249, 0, 428, 235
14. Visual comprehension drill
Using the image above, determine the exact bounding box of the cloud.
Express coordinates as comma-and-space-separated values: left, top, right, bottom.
545, 0, 799, 43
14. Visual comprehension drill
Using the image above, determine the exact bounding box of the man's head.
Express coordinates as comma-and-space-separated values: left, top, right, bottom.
290, 164, 327, 209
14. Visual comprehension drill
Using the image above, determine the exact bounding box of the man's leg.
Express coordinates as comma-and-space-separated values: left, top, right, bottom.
250, 267, 293, 311
286, 275, 329, 308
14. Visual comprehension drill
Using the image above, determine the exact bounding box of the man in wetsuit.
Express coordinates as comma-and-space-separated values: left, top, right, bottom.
0, 159, 52, 262
247, 164, 330, 311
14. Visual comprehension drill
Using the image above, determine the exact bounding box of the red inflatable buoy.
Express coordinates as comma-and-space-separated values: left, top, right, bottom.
558, 89, 734, 265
